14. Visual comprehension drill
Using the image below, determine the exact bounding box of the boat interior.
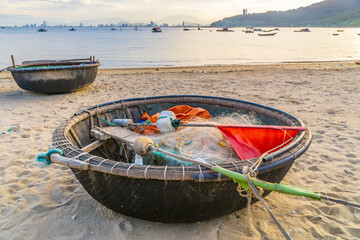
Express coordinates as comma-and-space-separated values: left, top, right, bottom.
64, 99, 300, 167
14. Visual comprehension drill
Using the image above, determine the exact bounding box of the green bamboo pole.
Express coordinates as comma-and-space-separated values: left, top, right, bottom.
212, 166, 322, 201
152, 145, 359, 207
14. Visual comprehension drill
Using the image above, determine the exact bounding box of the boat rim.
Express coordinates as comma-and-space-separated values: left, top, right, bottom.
8, 62, 101, 72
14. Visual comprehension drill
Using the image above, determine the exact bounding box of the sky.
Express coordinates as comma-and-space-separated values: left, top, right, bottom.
0, 0, 324, 25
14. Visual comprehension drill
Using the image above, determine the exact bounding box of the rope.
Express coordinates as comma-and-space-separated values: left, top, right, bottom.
238, 145, 292, 239
120, 140, 130, 163
98, 116, 118, 126
137, 120, 152, 133
111, 162, 121, 174
171, 118, 180, 128
144, 165, 151, 180
126, 163, 135, 178
182, 165, 185, 181
36, 148, 63, 165
246, 173, 291, 240
157, 116, 181, 128
0, 124, 26, 135
320, 196, 360, 208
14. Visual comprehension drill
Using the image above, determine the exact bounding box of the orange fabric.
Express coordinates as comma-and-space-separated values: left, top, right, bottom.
136, 105, 211, 135
135, 112, 160, 135
217, 126, 304, 160
150, 112, 160, 123
167, 105, 211, 122
141, 112, 150, 121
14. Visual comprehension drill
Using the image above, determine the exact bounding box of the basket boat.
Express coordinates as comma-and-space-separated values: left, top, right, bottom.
8, 58, 100, 94
52, 95, 312, 223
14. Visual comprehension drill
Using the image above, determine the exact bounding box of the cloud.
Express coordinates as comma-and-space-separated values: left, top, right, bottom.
0, 0, 323, 25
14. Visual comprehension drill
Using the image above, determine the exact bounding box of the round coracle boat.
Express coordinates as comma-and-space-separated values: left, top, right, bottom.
8, 58, 100, 94
51, 95, 312, 223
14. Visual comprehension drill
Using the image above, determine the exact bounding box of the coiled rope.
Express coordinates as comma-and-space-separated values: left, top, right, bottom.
36, 148, 63, 165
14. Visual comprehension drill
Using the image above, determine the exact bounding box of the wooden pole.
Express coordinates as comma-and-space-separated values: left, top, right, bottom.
127, 122, 305, 131
10, 55, 15, 67
50, 154, 89, 170
81, 140, 107, 152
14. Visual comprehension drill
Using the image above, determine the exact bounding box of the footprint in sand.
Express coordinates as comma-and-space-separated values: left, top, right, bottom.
118, 219, 133, 233
17, 170, 32, 178
345, 153, 357, 158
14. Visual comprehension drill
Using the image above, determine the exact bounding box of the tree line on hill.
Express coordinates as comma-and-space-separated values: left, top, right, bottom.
211, 0, 360, 27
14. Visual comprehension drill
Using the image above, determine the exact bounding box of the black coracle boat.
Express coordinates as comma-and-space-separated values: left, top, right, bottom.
50, 95, 312, 223
8, 57, 100, 94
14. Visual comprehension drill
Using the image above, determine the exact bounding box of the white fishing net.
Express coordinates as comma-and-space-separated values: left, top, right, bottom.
150, 113, 263, 164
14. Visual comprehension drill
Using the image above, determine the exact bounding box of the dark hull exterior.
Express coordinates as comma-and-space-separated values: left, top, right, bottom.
73, 163, 292, 223
9, 63, 100, 93
52, 96, 312, 223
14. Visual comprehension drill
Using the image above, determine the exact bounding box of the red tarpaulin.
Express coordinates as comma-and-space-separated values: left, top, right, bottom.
216, 125, 306, 160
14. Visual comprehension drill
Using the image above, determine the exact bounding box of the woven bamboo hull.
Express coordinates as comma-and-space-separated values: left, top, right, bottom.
9, 63, 100, 93
52, 95, 312, 223
73, 163, 292, 223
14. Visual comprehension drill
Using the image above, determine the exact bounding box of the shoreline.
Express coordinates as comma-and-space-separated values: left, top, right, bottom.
98, 60, 358, 73
2, 61, 358, 81
3, 60, 356, 73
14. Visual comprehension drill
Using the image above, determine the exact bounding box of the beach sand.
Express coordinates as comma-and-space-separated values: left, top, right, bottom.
0, 62, 359, 239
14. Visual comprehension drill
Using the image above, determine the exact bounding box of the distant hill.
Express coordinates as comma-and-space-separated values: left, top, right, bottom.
211, 0, 360, 27
157, 15, 206, 26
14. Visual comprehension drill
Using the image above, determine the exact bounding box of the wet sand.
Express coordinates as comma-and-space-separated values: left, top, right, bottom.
0, 62, 359, 239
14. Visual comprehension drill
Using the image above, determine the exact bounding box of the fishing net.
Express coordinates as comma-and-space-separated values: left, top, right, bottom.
150, 113, 263, 165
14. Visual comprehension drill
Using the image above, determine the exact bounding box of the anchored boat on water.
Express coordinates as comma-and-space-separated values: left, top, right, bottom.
258, 32, 277, 36
216, 27, 234, 32
46, 95, 312, 223
244, 30, 254, 33
8, 56, 101, 94
151, 27, 161, 32
294, 28, 311, 32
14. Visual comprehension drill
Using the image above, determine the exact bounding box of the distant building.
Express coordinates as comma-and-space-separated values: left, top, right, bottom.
243, 8, 248, 15
182, 21, 185, 27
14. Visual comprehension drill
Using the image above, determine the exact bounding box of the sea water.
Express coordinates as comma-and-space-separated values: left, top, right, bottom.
0, 27, 359, 69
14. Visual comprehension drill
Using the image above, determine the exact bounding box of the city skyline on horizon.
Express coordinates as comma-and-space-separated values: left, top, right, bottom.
1, 0, 324, 26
